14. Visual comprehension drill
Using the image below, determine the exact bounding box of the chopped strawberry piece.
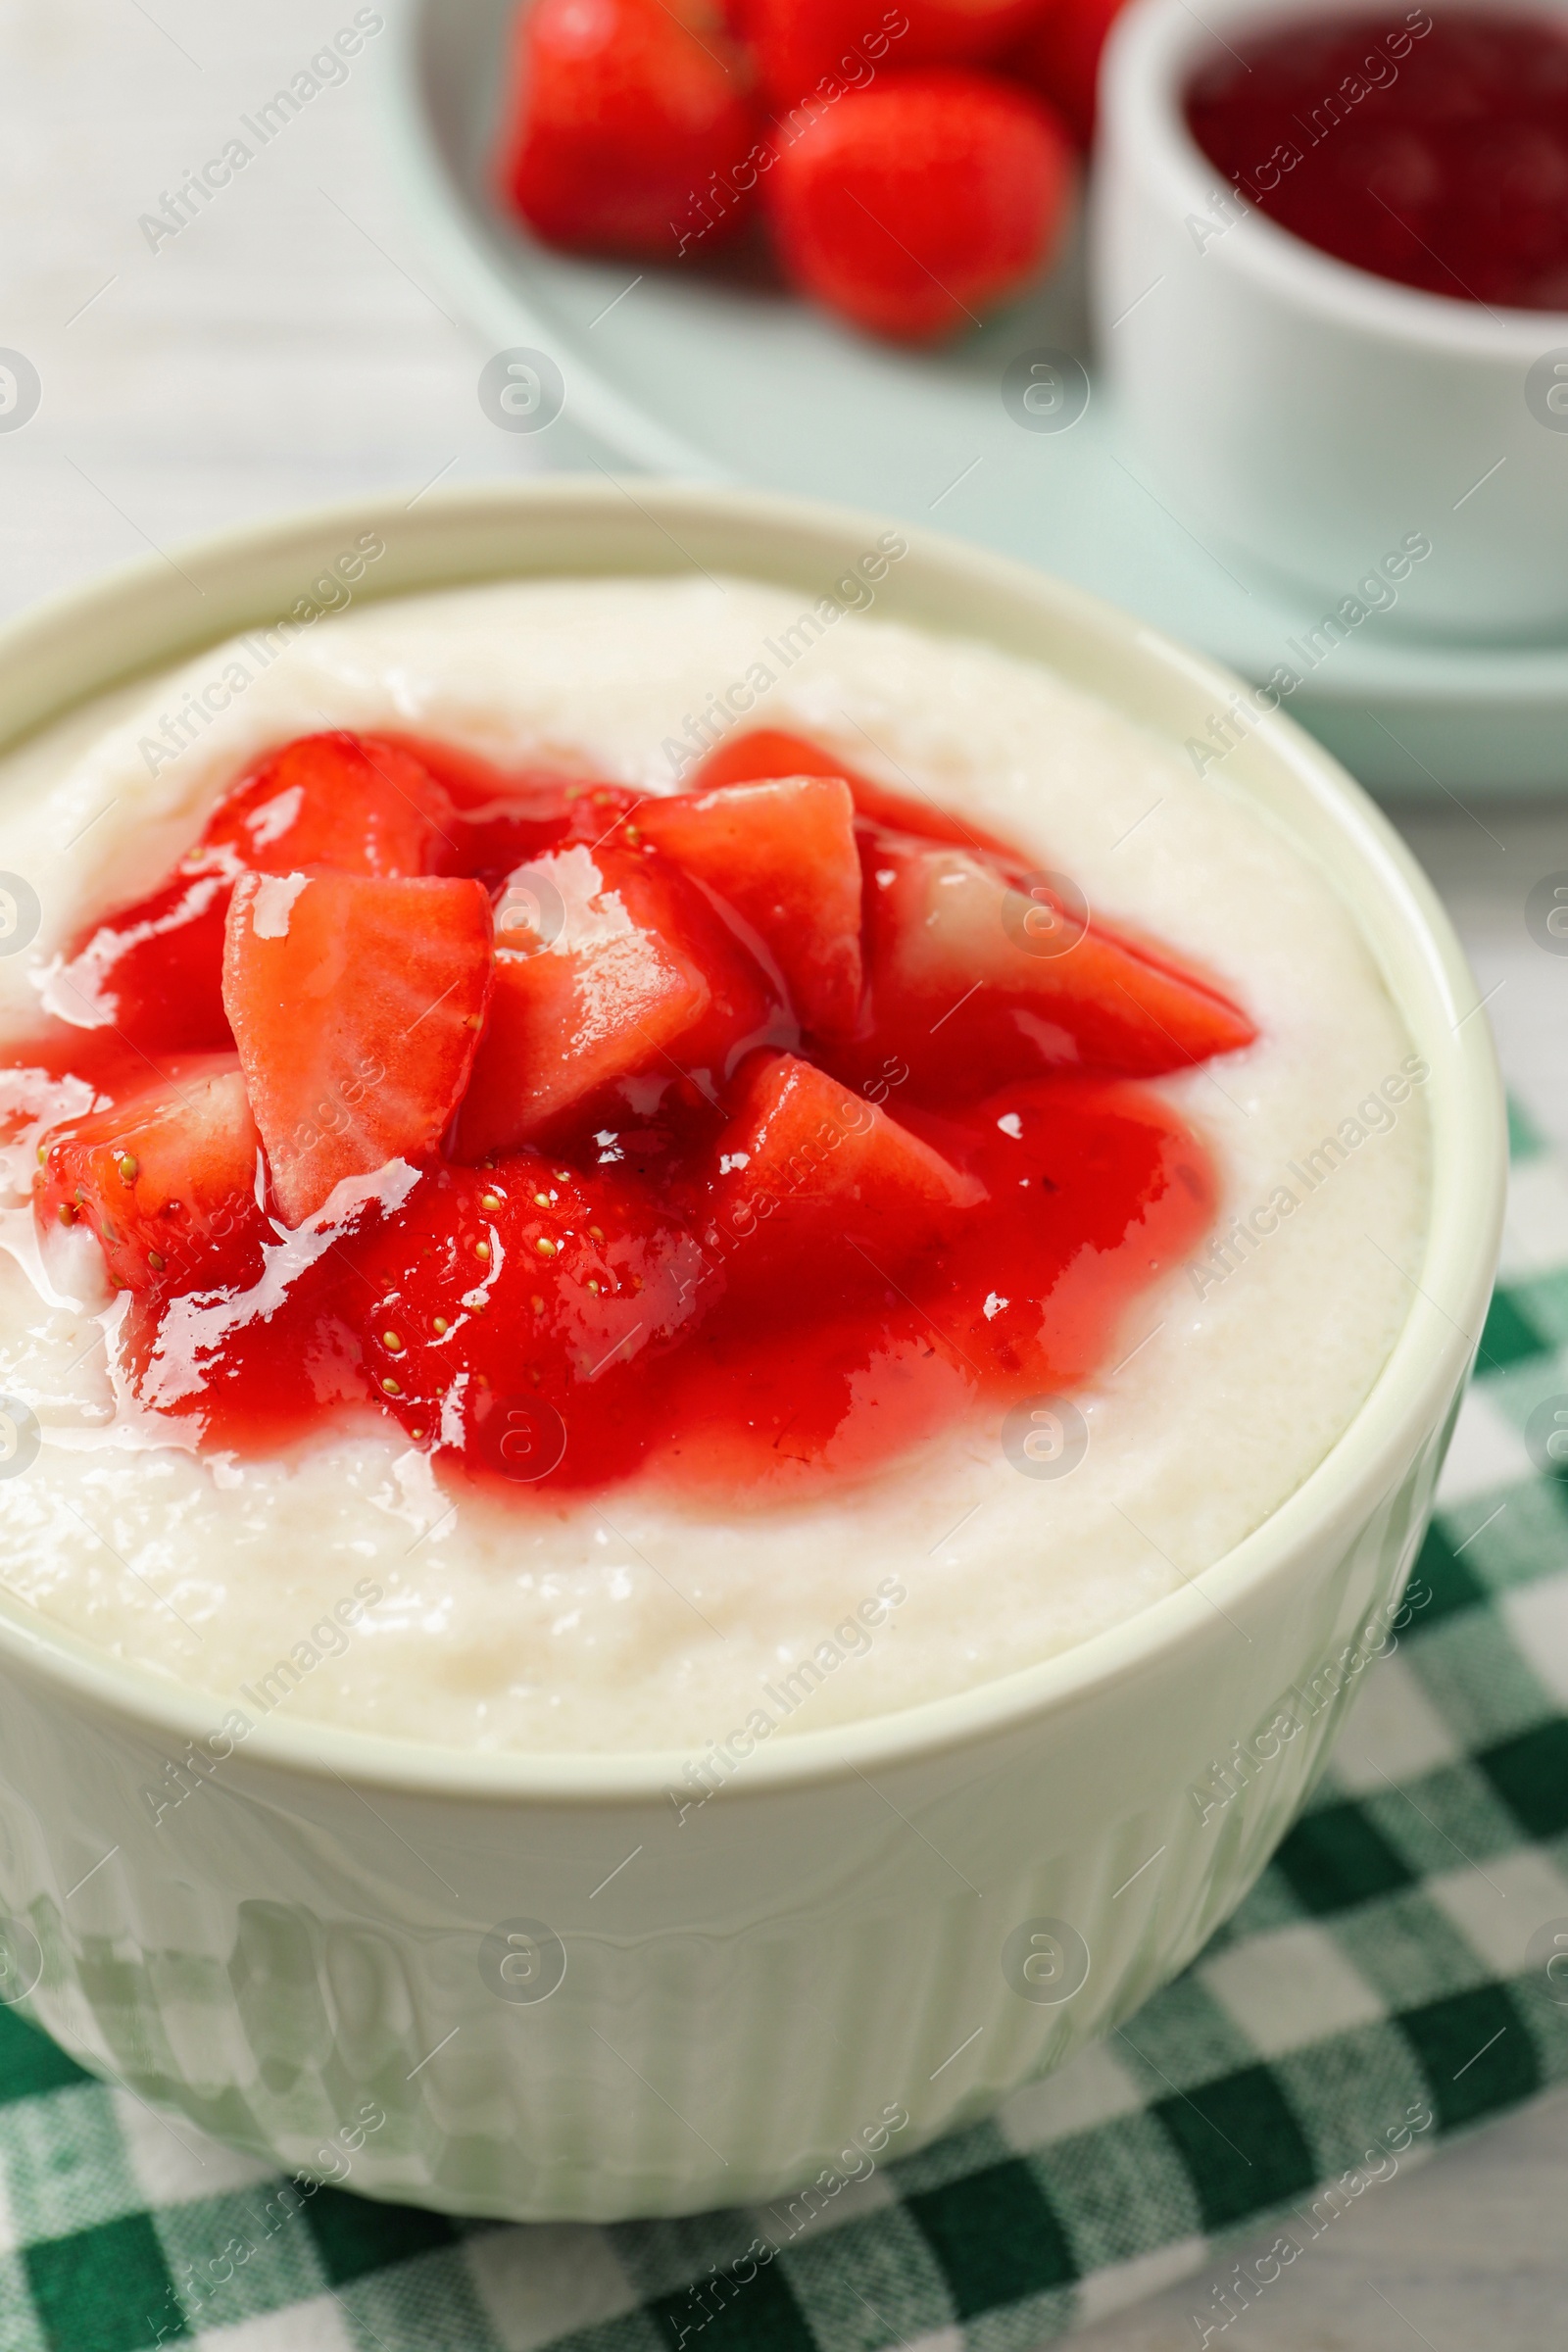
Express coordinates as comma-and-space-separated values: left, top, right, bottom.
636, 775, 863, 1034
657, 1070, 1215, 1494
588, 844, 790, 1087
457, 840, 788, 1156
197, 732, 455, 880
705, 1050, 981, 1268
346, 1156, 710, 1487
33, 1055, 265, 1295
1006, 0, 1127, 145
495, 0, 761, 260
44, 870, 234, 1054
381, 736, 648, 883
43, 733, 457, 1056
750, 0, 1045, 107
122, 1161, 413, 1443
690, 727, 1019, 855
463, 780, 646, 883
222, 872, 493, 1225
849, 831, 1255, 1091
766, 71, 1074, 342
693, 730, 850, 793
457, 845, 711, 1158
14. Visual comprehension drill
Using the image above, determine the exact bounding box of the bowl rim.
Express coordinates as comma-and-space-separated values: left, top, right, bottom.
1104, 0, 1568, 355
0, 475, 1507, 1806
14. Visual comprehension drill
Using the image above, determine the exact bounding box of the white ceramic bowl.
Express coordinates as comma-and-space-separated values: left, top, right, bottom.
1093, 0, 1568, 639
0, 479, 1504, 2222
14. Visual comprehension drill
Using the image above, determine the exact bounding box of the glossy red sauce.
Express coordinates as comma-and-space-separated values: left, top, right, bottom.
1186, 8, 1568, 310
7, 727, 1248, 1504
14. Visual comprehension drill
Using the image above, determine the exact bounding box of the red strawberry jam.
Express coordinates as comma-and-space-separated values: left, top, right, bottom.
9, 724, 1254, 1502
1186, 8, 1568, 311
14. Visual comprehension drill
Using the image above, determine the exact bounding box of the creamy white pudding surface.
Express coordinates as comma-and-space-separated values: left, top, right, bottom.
0, 577, 1428, 1753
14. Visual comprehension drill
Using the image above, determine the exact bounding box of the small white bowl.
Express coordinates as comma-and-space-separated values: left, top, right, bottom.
0, 480, 1504, 2221
1093, 0, 1568, 639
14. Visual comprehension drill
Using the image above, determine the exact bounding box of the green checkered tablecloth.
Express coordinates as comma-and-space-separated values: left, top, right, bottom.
4, 1102, 1568, 2352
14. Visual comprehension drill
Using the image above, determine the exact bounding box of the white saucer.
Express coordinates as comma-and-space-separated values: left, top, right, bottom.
386, 0, 1568, 796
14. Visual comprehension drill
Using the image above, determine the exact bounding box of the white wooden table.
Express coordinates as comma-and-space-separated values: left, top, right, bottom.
0, 2, 1563, 2340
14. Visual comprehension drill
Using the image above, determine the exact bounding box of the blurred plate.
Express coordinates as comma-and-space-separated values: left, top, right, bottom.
386, 0, 1568, 794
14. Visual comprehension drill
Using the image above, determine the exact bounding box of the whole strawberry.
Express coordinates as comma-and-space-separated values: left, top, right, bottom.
749, 0, 1045, 110
495, 0, 762, 261
1005, 0, 1126, 145
766, 68, 1073, 340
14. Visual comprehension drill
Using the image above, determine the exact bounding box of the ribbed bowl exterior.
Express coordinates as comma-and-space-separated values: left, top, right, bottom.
0, 1396, 1451, 2221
